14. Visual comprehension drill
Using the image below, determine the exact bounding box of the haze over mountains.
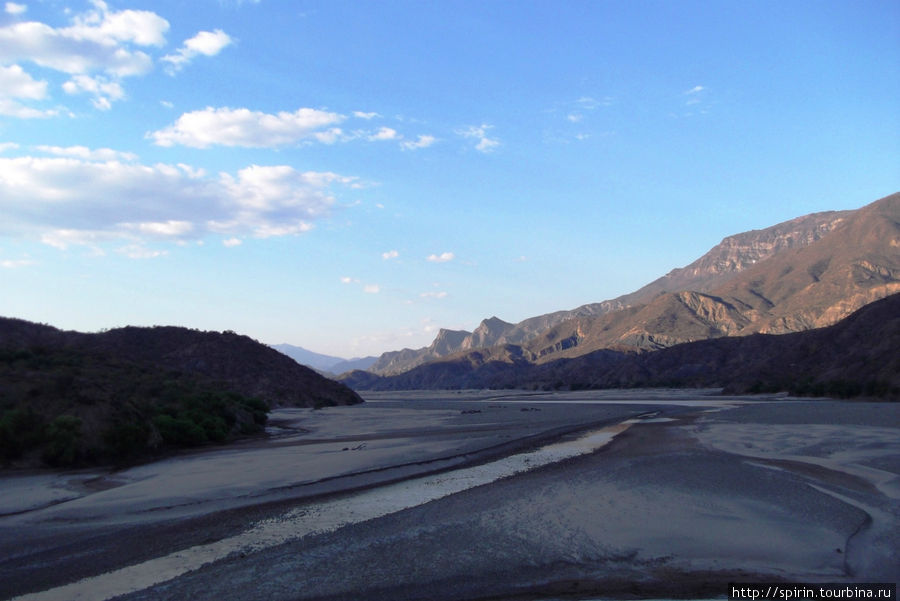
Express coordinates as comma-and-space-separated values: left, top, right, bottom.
271, 344, 377, 375
342, 193, 899, 390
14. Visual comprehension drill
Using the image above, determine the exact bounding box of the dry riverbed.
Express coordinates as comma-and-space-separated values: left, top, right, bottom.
1, 390, 897, 600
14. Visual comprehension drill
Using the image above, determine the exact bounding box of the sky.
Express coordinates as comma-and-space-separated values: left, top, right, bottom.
0, 0, 898, 358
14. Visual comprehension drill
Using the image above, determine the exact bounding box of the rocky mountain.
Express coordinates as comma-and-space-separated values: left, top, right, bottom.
367, 203, 860, 375
518, 192, 899, 361
340, 292, 900, 399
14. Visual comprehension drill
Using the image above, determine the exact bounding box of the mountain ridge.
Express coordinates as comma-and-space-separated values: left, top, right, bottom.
356, 192, 898, 383
367, 203, 860, 376
340, 292, 900, 398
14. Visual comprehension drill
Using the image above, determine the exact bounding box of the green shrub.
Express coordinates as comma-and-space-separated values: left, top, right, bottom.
0, 407, 45, 461
42, 415, 83, 466
153, 414, 207, 446
103, 422, 150, 458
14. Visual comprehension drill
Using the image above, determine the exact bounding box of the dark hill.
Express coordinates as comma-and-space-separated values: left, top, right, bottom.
0, 319, 362, 409
0, 319, 362, 468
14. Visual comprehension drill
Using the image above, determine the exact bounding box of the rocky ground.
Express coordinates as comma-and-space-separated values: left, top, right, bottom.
2, 391, 897, 601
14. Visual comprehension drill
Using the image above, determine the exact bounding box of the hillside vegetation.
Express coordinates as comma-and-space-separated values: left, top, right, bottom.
0, 320, 362, 468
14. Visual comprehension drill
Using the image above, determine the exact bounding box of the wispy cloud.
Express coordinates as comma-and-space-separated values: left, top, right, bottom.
61, 74, 124, 110
426, 251, 454, 263
35, 144, 137, 161
382, 249, 399, 260
1, 257, 34, 268
363, 284, 380, 294
401, 134, 436, 150
685, 85, 705, 95
457, 124, 499, 153
353, 111, 380, 120
162, 29, 233, 74
419, 291, 448, 299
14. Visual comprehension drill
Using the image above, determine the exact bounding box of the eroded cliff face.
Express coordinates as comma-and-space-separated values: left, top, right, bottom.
682, 213, 848, 278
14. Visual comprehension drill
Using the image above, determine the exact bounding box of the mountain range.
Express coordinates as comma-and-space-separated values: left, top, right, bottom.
340, 293, 900, 398
343, 192, 899, 391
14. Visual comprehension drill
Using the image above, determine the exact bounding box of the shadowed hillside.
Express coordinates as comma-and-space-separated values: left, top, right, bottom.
0, 319, 362, 467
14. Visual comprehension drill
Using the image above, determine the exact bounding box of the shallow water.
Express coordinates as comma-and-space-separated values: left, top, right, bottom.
12, 419, 637, 601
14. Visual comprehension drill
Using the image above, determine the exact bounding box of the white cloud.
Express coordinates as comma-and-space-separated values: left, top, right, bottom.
61, 74, 124, 109
353, 111, 380, 119
0, 2, 171, 113
162, 29, 232, 74
149, 106, 346, 148
0, 63, 55, 118
5, 2, 26, 15
458, 124, 499, 153
222, 237, 242, 247
685, 85, 705, 95
0, 142, 20, 152
35, 144, 137, 161
0, 64, 45, 99
368, 126, 399, 141
0, 152, 357, 254
340, 276, 358, 284
401, 134, 436, 150
427, 251, 454, 263
382, 249, 399, 260
419, 291, 448, 299
0, 6, 166, 76
363, 284, 380, 294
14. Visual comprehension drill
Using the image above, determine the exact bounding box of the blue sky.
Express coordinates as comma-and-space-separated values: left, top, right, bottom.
1, 0, 898, 358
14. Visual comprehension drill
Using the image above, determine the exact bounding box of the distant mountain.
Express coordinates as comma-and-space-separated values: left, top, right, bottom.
271, 343, 377, 375
367, 206, 854, 375
0, 319, 363, 467
363, 193, 897, 377
340, 293, 900, 399
329, 355, 378, 374
271, 343, 346, 372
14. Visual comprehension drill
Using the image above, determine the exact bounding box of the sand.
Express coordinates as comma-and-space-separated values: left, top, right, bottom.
1, 391, 897, 600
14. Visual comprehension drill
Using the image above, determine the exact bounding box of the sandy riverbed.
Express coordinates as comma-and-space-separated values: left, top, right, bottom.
1, 391, 897, 600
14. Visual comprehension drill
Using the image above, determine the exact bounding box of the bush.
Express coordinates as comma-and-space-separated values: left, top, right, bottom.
42, 415, 83, 466
153, 414, 207, 446
103, 422, 150, 459
0, 407, 45, 461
